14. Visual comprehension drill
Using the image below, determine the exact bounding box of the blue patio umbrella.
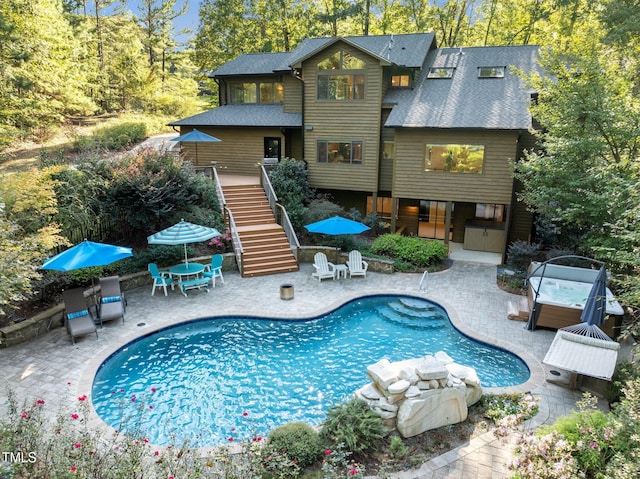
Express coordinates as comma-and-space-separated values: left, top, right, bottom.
172, 129, 221, 162
563, 266, 611, 340
41, 240, 133, 304
41, 240, 133, 272
304, 216, 370, 235
147, 219, 221, 265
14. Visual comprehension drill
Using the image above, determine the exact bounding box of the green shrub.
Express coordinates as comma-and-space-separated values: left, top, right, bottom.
371, 234, 448, 267
606, 362, 640, 404
267, 422, 321, 469
371, 233, 404, 256
320, 398, 384, 454
73, 122, 147, 152
506, 240, 541, 273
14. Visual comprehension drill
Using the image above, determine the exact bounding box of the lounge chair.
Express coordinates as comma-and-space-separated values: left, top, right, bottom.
63, 287, 98, 345
202, 254, 225, 287
148, 263, 174, 296
346, 250, 368, 278
98, 275, 125, 324
312, 252, 336, 282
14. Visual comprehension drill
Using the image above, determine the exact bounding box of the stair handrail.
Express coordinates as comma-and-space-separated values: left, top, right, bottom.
212, 165, 226, 215
259, 165, 278, 216
225, 206, 244, 275
276, 202, 300, 262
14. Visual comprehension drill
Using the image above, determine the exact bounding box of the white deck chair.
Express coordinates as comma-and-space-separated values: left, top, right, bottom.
312, 252, 336, 282
346, 250, 368, 278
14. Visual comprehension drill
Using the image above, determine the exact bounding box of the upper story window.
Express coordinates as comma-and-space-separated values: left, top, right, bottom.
318, 51, 366, 70
478, 66, 505, 78
317, 140, 363, 164
230, 81, 283, 104
424, 144, 484, 174
427, 67, 455, 79
391, 74, 410, 87
317, 50, 365, 100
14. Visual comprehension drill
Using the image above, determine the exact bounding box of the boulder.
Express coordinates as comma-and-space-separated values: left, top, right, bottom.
388, 379, 411, 394
396, 387, 468, 438
404, 385, 421, 399
416, 356, 448, 381
360, 383, 384, 401
464, 384, 483, 406
377, 397, 399, 413
434, 351, 454, 364
367, 359, 398, 389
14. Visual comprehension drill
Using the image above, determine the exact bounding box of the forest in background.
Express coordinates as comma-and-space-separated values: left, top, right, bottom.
0, 0, 635, 149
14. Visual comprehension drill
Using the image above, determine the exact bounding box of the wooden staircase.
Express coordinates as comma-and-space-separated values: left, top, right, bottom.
223, 184, 299, 277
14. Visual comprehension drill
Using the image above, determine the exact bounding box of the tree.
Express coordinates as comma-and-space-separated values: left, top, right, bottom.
137, 0, 187, 82
514, 39, 640, 324
0, 168, 69, 315
193, 0, 260, 75
0, 0, 95, 144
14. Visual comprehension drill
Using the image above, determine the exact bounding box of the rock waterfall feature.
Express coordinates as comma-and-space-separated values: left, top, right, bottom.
355, 351, 483, 437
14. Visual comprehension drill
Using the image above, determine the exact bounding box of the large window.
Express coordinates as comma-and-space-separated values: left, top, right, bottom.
317, 140, 363, 164
424, 144, 484, 173
317, 50, 365, 100
367, 196, 396, 220
418, 200, 452, 240
475, 203, 505, 222
230, 81, 283, 104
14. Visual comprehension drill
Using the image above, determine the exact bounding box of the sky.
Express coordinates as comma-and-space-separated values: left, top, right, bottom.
106, 0, 200, 44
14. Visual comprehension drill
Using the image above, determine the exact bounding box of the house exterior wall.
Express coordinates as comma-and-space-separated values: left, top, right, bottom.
283, 75, 302, 113
301, 42, 382, 193
183, 127, 285, 175
392, 129, 519, 204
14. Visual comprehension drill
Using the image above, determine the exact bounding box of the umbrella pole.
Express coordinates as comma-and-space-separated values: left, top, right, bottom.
184, 244, 189, 265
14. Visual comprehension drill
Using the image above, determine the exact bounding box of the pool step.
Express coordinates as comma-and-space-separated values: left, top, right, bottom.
388, 301, 440, 318
376, 305, 447, 330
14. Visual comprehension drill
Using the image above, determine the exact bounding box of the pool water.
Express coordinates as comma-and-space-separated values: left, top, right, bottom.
92, 295, 529, 446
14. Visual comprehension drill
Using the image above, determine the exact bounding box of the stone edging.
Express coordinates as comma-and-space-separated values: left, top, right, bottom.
0, 249, 394, 348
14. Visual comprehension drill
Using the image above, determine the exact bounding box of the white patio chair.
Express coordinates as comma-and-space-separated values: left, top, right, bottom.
346, 250, 368, 278
312, 252, 336, 282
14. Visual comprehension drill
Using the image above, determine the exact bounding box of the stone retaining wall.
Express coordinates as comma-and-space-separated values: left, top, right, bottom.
1, 250, 392, 348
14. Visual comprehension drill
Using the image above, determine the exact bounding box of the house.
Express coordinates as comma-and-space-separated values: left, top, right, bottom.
170, 33, 543, 259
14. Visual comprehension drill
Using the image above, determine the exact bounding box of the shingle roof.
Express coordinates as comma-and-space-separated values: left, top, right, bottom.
385, 45, 542, 129
210, 52, 293, 76
169, 104, 302, 128
289, 33, 435, 68
209, 33, 435, 77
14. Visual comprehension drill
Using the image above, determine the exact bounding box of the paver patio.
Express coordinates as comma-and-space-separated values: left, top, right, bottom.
0, 260, 594, 478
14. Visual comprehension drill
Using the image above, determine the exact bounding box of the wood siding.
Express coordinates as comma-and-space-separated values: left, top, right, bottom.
183, 127, 286, 176
379, 111, 394, 190
393, 129, 519, 204
283, 75, 302, 113
301, 42, 382, 193
508, 129, 537, 243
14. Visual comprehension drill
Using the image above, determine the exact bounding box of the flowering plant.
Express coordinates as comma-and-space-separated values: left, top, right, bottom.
209, 230, 233, 253
321, 444, 365, 479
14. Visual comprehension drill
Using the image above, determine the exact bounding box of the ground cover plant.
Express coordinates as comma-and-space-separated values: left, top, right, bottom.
0, 384, 540, 479
509, 377, 640, 479
0, 390, 541, 478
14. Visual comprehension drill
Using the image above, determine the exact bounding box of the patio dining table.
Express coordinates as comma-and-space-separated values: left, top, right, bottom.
169, 263, 205, 283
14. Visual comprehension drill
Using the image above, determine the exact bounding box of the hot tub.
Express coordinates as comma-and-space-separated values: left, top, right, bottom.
526, 261, 624, 336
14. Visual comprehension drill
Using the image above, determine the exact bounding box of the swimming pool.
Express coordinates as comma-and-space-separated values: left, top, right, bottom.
92, 295, 529, 446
